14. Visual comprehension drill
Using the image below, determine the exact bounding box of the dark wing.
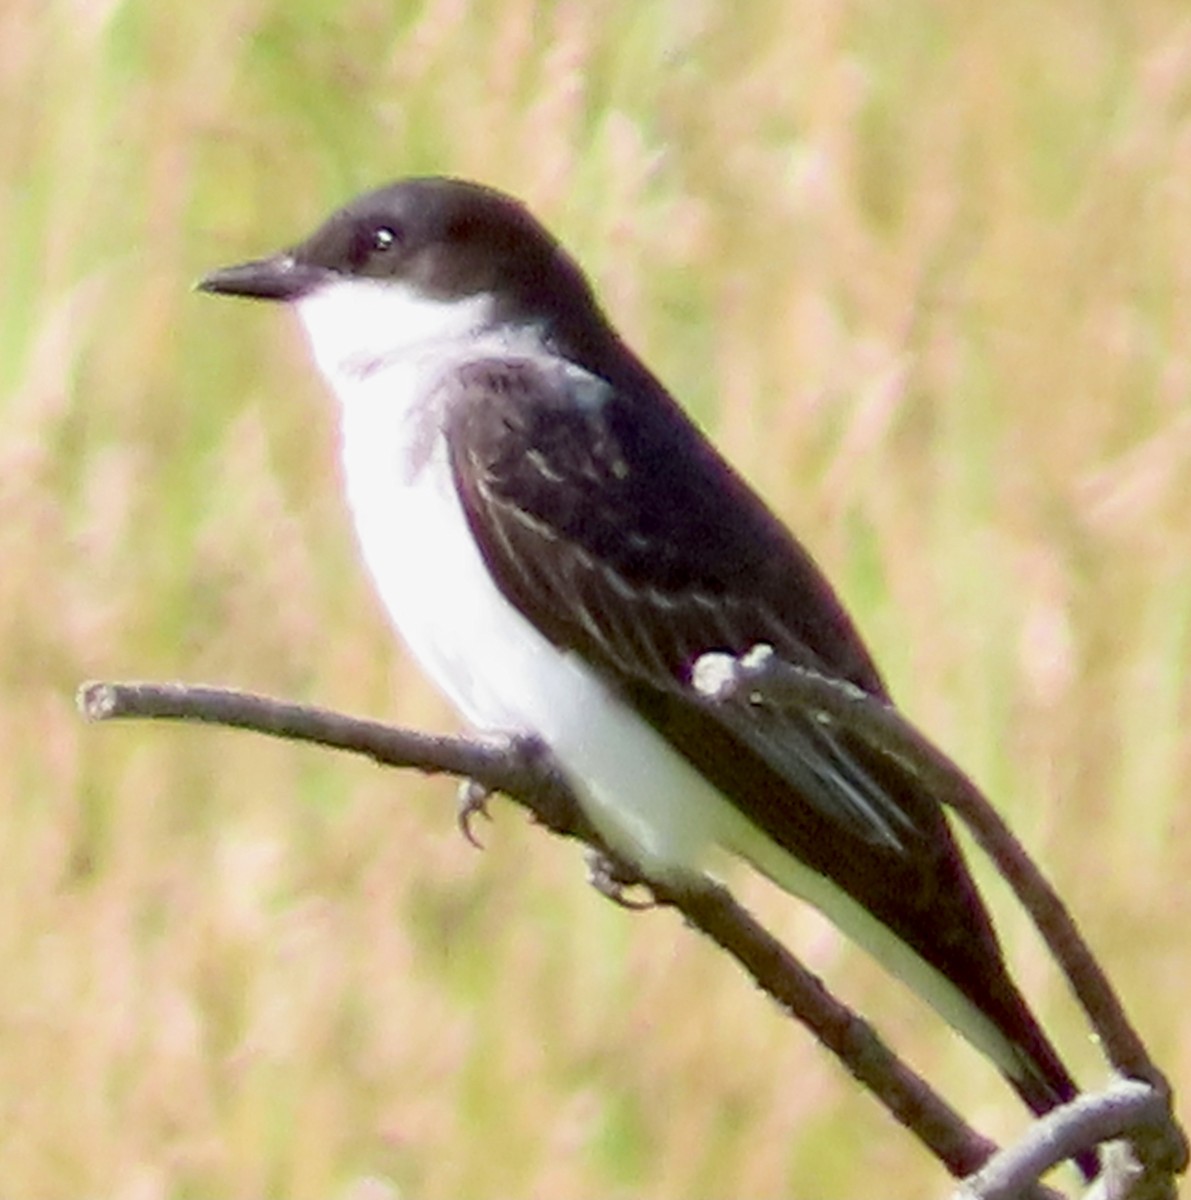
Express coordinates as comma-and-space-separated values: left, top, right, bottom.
444, 355, 934, 856
443, 355, 1084, 1126
441, 353, 981, 866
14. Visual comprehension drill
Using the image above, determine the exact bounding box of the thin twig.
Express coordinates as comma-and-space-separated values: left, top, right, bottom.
81, 678, 1015, 1184
692, 650, 1151, 1079
957, 1082, 1172, 1200
651, 874, 1017, 1184
693, 647, 1189, 1188
78, 677, 1184, 1196
78, 679, 596, 843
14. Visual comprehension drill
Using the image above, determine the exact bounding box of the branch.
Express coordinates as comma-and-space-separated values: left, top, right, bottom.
78, 678, 1182, 1196
81, 679, 1012, 1186
693, 647, 1189, 1190
956, 1082, 1175, 1200
78, 680, 597, 844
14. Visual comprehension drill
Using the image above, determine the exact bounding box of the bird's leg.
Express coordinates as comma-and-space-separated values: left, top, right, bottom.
456, 778, 494, 849
585, 848, 656, 910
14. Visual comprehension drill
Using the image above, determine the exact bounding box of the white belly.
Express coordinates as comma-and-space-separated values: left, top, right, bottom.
338, 374, 732, 876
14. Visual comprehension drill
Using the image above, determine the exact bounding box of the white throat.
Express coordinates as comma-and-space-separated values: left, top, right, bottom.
295, 278, 499, 385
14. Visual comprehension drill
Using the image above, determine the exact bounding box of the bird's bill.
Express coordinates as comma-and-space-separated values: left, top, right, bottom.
195, 253, 331, 302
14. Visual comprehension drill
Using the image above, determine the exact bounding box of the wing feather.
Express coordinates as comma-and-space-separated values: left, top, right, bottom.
438, 354, 1086, 1122
443, 355, 933, 856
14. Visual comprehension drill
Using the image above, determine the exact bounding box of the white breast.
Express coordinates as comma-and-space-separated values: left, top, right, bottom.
334, 354, 729, 870
295, 279, 731, 871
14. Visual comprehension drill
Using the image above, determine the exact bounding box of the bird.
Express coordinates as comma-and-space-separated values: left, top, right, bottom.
198, 176, 1090, 1160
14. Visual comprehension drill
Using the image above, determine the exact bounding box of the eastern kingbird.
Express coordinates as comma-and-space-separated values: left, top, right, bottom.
198, 178, 1087, 1139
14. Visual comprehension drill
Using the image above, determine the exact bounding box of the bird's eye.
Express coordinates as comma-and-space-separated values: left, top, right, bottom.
372, 225, 399, 252
346, 221, 404, 270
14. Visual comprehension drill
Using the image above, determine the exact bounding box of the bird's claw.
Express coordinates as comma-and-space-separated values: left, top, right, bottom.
585, 850, 655, 909
457, 778, 494, 849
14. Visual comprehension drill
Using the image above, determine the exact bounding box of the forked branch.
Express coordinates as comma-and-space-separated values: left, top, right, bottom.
77, 674, 1184, 1199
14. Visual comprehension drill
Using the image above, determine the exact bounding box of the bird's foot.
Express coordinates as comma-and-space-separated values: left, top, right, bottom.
585, 850, 656, 910
456, 778, 494, 849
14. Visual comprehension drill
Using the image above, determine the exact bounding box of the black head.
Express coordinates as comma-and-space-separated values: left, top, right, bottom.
198, 177, 603, 333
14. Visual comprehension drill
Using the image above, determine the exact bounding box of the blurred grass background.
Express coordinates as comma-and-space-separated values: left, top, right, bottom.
3, 0, 1191, 1195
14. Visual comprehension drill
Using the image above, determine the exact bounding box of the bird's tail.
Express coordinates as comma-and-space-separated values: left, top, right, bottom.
995, 994, 1099, 1182
736, 815, 1101, 1180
